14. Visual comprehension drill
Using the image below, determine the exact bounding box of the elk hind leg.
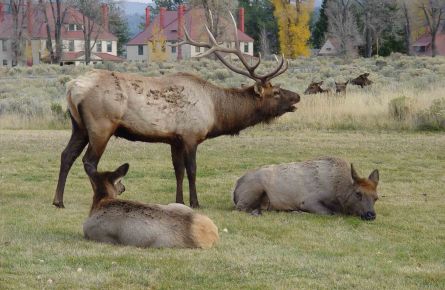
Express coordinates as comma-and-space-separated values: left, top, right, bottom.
82, 122, 115, 172
53, 122, 88, 208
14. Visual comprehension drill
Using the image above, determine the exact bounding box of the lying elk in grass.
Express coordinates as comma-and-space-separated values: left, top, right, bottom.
53, 12, 300, 208
233, 157, 379, 220
304, 81, 329, 95
350, 73, 372, 88
335, 81, 349, 94
83, 163, 219, 248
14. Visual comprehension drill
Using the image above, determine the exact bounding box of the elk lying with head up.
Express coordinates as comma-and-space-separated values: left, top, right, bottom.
233, 157, 380, 220
83, 163, 219, 248
53, 12, 300, 208
304, 81, 329, 95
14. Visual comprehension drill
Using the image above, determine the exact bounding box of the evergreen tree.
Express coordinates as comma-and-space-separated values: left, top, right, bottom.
239, 0, 279, 55
312, 0, 328, 49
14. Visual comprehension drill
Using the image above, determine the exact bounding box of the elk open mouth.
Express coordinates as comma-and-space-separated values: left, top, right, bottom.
288, 105, 298, 112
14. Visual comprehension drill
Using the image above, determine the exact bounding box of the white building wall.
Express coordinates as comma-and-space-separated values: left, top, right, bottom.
0, 39, 13, 67
127, 45, 148, 61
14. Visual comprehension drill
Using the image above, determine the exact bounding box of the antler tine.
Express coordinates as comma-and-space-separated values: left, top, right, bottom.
260, 54, 287, 83
252, 52, 261, 71
229, 11, 239, 50
269, 58, 289, 80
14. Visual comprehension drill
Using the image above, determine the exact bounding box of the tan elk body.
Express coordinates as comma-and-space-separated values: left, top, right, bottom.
83, 163, 219, 248
53, 13, 300, 208
233, 157, 380, 220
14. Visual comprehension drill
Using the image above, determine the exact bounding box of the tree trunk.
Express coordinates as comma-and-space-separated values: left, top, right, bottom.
403, 3, 411, 56
365, 12, 372, 58
431, 34, 436, 57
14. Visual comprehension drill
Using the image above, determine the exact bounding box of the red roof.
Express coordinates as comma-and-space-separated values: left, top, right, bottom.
127, 8, 253, 46
413, 31, 445, 56
61, 51, 123, 62
0, 4, 116, 41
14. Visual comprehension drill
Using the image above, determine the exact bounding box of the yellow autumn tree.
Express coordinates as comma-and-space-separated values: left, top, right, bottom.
273, 0, 313, 58
149, 22, 168, 63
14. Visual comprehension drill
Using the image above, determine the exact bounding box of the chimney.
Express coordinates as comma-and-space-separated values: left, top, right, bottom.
177, 4, 184, 60
145, 6, 151, 28
101, 4, 109, 32
238, 7, 244, 33
159, 7, 166, 29
0, 3, 4, 23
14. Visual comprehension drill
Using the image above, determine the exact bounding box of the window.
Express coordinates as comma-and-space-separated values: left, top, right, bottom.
96, 41, 102, 52
326, 47, 331, 51
171, 45, 176, 54
2, 60, 7, 66
68, 40, 75, 52
107, 41, 112, 52
76, 24, 83, 31
244, 43, 249, 53
68, 24, 76, 31
138, 45, 144, 55
1, 40, 7, 52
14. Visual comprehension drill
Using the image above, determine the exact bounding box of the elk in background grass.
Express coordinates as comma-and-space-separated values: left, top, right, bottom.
53, 12, 300, 208
350, 73, 373, 88
335, 81, 349, 94
304, 81, 330, 94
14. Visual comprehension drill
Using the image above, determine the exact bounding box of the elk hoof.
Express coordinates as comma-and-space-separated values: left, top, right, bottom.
53, 201, 65, 208
250, 209, 262, 216
190, 202, 200, 209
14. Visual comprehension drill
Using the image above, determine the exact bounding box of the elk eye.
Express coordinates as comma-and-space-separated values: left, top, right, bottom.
355, 192, 363, 200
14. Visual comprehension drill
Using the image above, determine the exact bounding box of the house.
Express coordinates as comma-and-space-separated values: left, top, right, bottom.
412, 31, 445, 56
0, 2, 122, 66
318, 37, 359, 57
126, 5, 254, 62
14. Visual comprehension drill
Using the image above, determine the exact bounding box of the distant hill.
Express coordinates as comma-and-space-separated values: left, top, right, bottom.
119, 1, 154, 37
120, 1, 153, 15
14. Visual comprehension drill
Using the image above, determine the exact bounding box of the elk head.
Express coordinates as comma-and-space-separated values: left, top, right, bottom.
335, 81, 349, 94
85, 163, 129, 203
174, 10, 300, 113
344, 164, 379, 220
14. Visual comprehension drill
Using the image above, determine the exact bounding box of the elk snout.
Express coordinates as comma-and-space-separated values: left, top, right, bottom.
361, 211, 376, 220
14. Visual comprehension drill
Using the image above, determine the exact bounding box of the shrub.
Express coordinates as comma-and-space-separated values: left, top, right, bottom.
415, 98, 445, 131
389, 96, 415, 121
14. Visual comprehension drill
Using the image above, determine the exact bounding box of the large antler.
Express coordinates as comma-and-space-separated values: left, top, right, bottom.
174, 11, 288, 84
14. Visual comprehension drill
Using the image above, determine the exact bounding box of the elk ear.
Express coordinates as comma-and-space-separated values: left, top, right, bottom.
351, 163, 360, 183
368, 169, 379, 186
111, 163, 130, 184
241, 83, 248, 88
253, 83, 264, 97
84, 163, 97, 178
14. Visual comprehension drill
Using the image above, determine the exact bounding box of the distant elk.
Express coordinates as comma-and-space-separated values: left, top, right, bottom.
53, 13, 300, 208
335, 81, 349, 94
304, 81, 330, 95
350, 73, 373, 88
83, 163, 219, 248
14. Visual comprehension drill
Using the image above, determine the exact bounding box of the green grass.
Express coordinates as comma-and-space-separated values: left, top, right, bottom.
0, 129, 444, 289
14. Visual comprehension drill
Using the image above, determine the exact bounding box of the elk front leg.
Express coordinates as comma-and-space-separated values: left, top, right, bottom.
184, 144, 199, 208
53, 125, 88, 208
171, 144, 185, 204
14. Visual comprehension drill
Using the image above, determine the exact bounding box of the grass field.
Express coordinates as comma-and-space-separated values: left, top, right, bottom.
0, 128, 444, 289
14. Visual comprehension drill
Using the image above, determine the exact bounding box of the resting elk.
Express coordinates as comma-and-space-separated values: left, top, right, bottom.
350, 73, 373, 88
304, 81, 329, 95
53, 13, 300, 208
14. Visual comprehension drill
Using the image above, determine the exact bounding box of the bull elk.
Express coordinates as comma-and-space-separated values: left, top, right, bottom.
83, 163, 219, 248
53, 13, 300, 208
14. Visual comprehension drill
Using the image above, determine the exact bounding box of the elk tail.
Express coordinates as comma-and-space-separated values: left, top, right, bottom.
190, 214, 219, 249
